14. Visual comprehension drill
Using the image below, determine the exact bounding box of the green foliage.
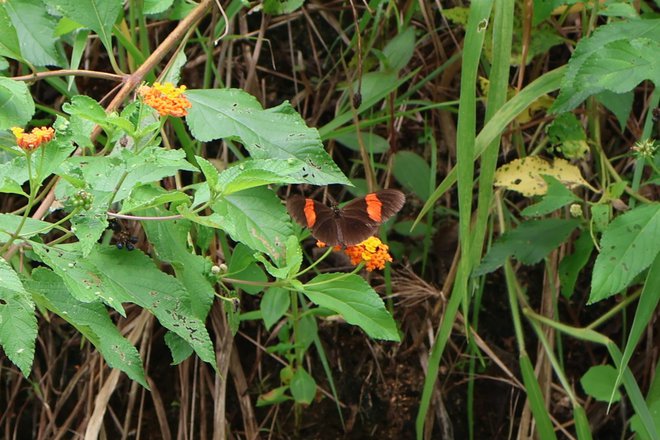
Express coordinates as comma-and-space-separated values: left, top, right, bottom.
551, 19, 660, 113
0, 77, 34, 129
580, 365, 622, 402
474, 218, 581, 275
590, 203, 660, 303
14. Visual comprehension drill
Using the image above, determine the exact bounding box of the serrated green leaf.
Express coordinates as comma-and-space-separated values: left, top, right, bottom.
227, 244, 267, 295
521, 175, 581, 217
302, 273, 400, 341
120, 184, 190, 213
195, 156, 219, 191
551, 19, 660, 113
70, 212, 108, 257
0, 258, 36, 377
590, 203, 660, 303
43, 0, 122, 53
185, 89, 349, 186
32, 243, 129, 314
61, 146, 196, 203
474, 218, 580, 275
596, 90, 633, 131
2, 0, 64, 66
559, 230, 594, 299
0, 77, 35, 129
200, 187, 291, 265
62, 95, 108, 126
255, 236, 302, 279
164, 331, 194, 365
0, 214, 54, 242
291, 367, 316, 405
88, 246, 217, 369
141, 209, 214, 320
27, 268, 148, 387
0, 7, 21, 62
261, 287, 289, 330
216, 158, 307, 195
581, 365, 621, 402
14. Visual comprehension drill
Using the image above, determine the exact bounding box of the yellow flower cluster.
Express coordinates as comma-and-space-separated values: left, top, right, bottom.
342, 237, 393, 272
11, 126, 55, 152
138, 82, 192, 117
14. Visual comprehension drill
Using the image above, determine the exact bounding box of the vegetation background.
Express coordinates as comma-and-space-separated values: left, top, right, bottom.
0, 0, 659, 439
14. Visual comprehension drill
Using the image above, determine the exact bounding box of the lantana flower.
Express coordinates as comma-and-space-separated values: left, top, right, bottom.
318, 236, 393, 272
11, 126, 55, 152
138, 82, 192, 117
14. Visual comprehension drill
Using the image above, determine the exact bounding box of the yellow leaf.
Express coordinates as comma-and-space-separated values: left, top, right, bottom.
494, 157, 597, 196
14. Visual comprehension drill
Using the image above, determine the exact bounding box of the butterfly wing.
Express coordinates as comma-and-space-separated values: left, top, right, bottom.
287, 195, 341, 245
338, 189, 405, 245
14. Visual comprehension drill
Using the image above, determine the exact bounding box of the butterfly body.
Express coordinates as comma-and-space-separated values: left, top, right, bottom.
287, 189, 405, 246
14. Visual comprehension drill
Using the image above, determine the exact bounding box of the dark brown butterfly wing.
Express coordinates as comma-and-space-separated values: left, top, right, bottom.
338, 189, 405, 245
287, 190, 405, 247
341, 189, 405, 223
287, 195, 341, 244
286, 195, 311, 228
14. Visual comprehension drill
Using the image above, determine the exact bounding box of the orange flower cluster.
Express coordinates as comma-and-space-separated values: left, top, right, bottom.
138, 82, 192, 117
341, 237, 393, 271
11, 126, 55, 152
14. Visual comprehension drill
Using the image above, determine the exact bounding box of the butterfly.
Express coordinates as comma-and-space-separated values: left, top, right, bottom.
286, 189, 405, 247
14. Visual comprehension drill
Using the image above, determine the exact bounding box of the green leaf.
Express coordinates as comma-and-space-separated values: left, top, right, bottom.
27, 268, 148, 388
255, 236, 302, 279
43, 0, 122, 53
332, 130, 389, 154
546, 112, 588, 159
62, 95, 109, 126
2, 0, 64, 66
612, 254, 660, 408
215, 158, 308, 195
521, 175, 581, 217
559, 230, 594, 299
474, 218, 580, 275
551, 19, 660, 113
70, 212, 109, 257
596, 90, 634, 131
164, 332, 194, 365
382, 27, 416, 72
290, 367, 316, 405
0, 6, 21, 62
261, 287, 290, 330
203, 187, 291, 265
88, 246, 217, 369
0, 257, 36, 377
580, 365, 621, 402
227, 244, 267, 295
32, 243, 129, 314
302, 273, 400, 341
590, 203, 660, 303
144, 0, 174, 15
262, 0, 304, 14
185, 89, 349, 186
61, 146, 196, 203
141, 210, 215, 320
257, 385, 291, 406
393, 151, 431, 201
120, 184, 190, 213
0, 77, 35, 129
0, 214, 54, 242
